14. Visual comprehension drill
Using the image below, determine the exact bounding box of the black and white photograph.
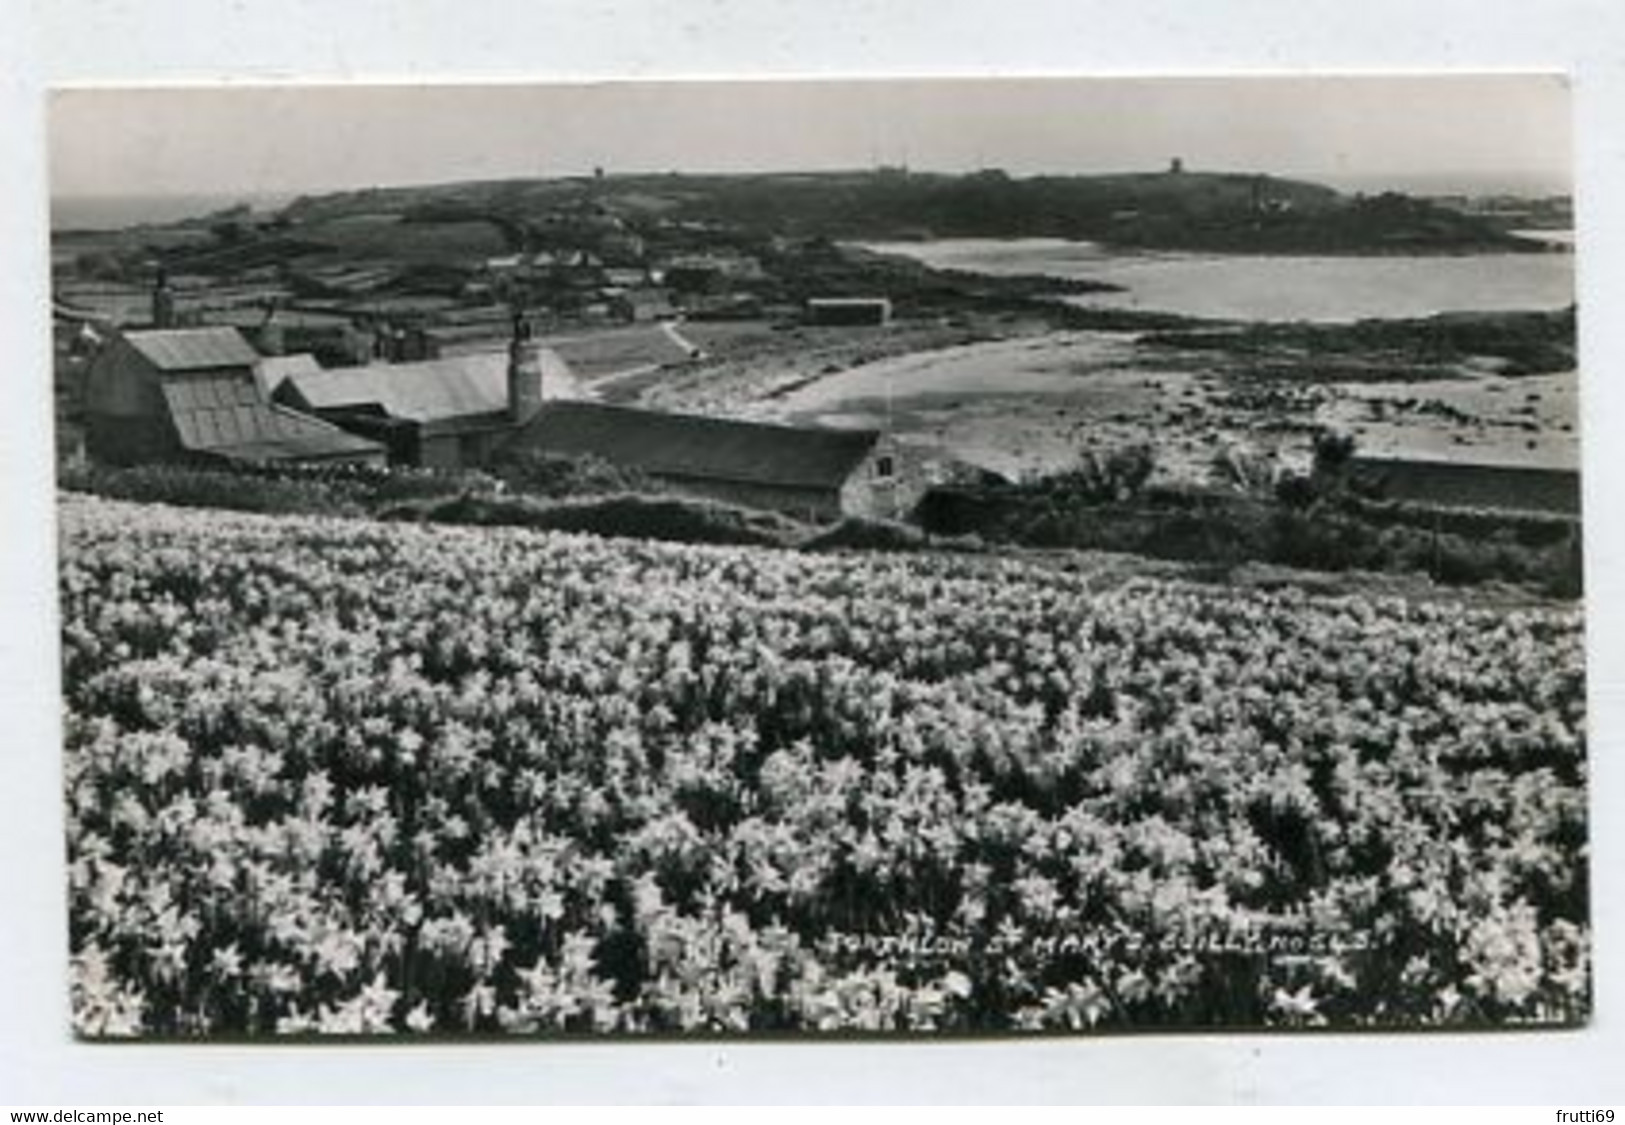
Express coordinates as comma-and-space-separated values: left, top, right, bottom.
45, 74, 1588, 1040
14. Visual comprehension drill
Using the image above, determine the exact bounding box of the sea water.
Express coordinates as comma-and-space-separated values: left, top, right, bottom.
862, 237, 1575, 323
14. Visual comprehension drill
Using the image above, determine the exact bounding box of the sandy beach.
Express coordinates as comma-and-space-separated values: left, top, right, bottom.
629, 318, 1580, 487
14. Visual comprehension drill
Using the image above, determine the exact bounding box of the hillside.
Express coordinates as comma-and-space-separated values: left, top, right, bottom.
51, 167, 1548, 348
280, 168, 1539, 254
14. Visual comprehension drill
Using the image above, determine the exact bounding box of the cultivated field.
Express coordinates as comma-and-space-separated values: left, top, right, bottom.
60, 495, 1588, 1035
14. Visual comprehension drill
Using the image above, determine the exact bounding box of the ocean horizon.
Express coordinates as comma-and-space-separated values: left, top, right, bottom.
50, 192, 298, 232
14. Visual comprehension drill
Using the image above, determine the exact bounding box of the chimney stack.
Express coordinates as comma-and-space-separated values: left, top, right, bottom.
507, 310, 543, 423
151, 267, 175, 329
257, 298, 284, 356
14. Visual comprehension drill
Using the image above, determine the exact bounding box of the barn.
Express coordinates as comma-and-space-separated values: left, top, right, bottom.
1346, 455, 1581, 517
80, 327, 385, 467
274, 326, 576, 469
504, 401, 929, 522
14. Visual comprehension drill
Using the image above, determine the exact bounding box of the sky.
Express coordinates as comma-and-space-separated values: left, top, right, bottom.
49, 74, 1573, 202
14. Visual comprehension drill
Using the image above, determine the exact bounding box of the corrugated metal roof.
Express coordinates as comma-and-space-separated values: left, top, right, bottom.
160, 374, 382, 462
125, 327, 261, 371
282, 347, 576, 423
210, 438, 377, 464
1348, 456, 1581, 516
508, 401, 879, 491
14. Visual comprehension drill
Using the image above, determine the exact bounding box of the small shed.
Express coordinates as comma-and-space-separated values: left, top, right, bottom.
81, 327, 385, 467
806, 297, 892, 327
609, 288, 677, 323
505, 401, 924, 522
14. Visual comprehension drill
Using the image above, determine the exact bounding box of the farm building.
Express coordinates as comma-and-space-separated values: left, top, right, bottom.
274, 321, 578, 469
806, 297, 892, 327
504, 401, 930, 522
662, 254, 764, 294
207, 306, 378, 367
609, 288, 677, 323
80, 327, 385, 467
1346, 455, 1581, 517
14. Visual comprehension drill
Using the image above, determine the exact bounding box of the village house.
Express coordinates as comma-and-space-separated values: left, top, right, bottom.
603, 267, 653, 289
206, 305, 379, 367
661, 253, 765, 295
273, 317, 577, 469
288, 261, 400, 300
80, 325, 385, 467
608, 287, 676, 323
503, 401, 931, 522
596, 229, 647, 267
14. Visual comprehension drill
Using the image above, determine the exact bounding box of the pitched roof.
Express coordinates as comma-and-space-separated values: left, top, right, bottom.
254, 353, 323, 396
547, 325, 693, 378
1348, 455, 1580, 516
208, 308, 357, 330
281, 347, 575, 424
160, 374, 383, 463
124, 327, 261, 371
509, 401, 880, 491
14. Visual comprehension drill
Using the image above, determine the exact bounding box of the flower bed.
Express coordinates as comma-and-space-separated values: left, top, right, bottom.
59, 495, 1588, 1035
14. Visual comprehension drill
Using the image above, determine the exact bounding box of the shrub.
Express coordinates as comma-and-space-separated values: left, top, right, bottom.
364, 467, 492, 504
57, 462, 365, 517
395, 491, 802, 547
1309, 428, 1358, 486
913, 475, 1580, 596
1037, 444, 1157, 504
1274, 472, 1318, 510
1210, 446, 1287, 499
59, 460, 485, 518
800, 516, 928, 553
531, 494, 800, 546
489, 450, 657, 499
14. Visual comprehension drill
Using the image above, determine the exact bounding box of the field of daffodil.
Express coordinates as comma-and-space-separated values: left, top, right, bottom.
58, 494, 1590, 1035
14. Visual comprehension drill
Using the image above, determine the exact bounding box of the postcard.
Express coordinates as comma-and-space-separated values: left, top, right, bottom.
47, 75, 1586, 1038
